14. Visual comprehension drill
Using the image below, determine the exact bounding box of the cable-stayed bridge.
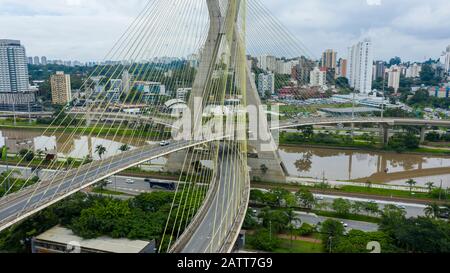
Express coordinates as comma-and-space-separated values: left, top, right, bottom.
0, 0, 445, 253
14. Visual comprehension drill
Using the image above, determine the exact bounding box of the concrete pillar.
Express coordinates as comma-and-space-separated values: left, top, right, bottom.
381, 124, 389, 146
420, 127, 426, 144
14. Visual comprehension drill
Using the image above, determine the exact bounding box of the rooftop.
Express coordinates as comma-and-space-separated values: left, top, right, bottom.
35, 226, 152, 253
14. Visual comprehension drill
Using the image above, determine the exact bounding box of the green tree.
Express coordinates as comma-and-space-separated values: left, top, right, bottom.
333, 230, 396, 253
301, 126, 314, 139
320, 219, 345, 253
119, 144, 131, 153
405, 179, 417, 193
332, 198, 352, 217
258, 207, 290, 233
95, 145, 107, 159
65, 157, 75, 167
247, 229, 280, 251
425, 182, 435, 194
424, 203, 441, 219
295, 189, 316, 210
243, 209, 258, 230
389, 57, 401, 66
379, 205, 407, 236
19, 149, 35, 162
249, 189, 266, 204
363, 202, 380, 216
270, 188, 292, 207
393, 217, 450, 253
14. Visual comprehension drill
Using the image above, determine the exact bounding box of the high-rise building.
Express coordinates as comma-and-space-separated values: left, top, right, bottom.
387, 65, 401, 93
257, 55, 277, 72
51, 71, 72, 105
33, 56, 40, 66
41, 56, 48, 66
321, 49, 337, 69
292, 56, 315, 85
122, 70, 132, 94
405, 63, 422, 78
338, 59, 348, 78
257, 73, 275, 97
374, 61, 385, 80
441, 45, 450, 73
27, 57, 33, 65
309, 67, 326, 87
347, 39, 373, 94
0, 39, 30, 93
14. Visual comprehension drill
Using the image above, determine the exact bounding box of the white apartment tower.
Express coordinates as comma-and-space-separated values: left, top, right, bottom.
347, 38, 373, 94
0, 39, 29, 93
442, 45, 450, 73
309, 67, 326, 87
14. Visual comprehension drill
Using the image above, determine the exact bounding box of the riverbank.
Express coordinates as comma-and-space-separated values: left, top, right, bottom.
280, 143, 450, 157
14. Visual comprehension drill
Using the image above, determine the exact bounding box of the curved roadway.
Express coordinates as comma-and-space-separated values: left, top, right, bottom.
0, 139, 218, 233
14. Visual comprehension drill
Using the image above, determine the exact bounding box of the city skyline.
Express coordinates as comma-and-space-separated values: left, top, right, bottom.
0, 0, 449, 62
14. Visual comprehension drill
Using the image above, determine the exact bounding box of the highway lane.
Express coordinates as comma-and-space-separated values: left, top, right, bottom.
292, 211, 379, 232
251, 208, 379, 232
254, 188, 428, 218
0, 140, 213, 232
315, 194, 427, 218
181, 151, 243, 253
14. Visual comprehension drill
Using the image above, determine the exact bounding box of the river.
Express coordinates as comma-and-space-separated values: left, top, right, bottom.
1, 128, 449, 188
279, 146, 450, 188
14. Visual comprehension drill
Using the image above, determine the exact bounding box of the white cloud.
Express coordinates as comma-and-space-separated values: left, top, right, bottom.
0, 0, 449, 62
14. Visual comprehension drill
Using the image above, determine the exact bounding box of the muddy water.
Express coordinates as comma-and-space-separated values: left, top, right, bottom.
279, 146, 450, 188
0, 128, 166, 164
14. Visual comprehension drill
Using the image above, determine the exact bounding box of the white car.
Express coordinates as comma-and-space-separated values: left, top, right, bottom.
126, 179, 135, 184
340, 221, 348, 228
159, 141, 170, 147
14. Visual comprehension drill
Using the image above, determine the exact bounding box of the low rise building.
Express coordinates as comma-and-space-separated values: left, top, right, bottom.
32, 226, 156, 253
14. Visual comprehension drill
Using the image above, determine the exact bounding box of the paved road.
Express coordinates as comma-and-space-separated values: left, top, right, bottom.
0, 140, 211, 232
181, 150, 245, 253
251, 208, 378, 232
316, 194, 427, 218
254, 188, 428, 218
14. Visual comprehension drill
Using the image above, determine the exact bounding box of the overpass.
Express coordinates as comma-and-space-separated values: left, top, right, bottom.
271, 117, 450, 130
0, 139, 223, 234
0, 111, 53, 118
68, 111, 178, 129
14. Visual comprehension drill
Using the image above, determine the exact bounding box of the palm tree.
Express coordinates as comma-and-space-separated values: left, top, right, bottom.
424, 203, 441, 219
285, 209, 301, 250
95, 145, 107, 159
405, 179, 417, 193
119, 144, 131, 153
425, 182, 435, 193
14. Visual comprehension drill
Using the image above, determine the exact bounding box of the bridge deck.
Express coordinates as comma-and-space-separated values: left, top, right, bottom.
0, 140, 211, 232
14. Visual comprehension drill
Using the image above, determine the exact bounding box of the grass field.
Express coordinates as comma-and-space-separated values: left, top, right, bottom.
274, 238, 323, 253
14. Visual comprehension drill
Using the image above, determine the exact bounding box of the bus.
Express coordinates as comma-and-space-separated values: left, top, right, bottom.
145, 179, 176, 191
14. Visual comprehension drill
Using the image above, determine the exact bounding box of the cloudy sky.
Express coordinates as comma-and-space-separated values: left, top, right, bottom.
0, 0, 449, 62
